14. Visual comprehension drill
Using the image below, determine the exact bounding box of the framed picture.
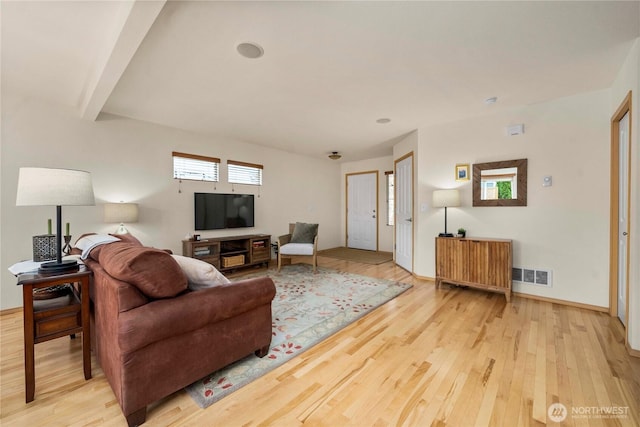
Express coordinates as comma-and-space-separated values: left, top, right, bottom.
455, 163, 470, 181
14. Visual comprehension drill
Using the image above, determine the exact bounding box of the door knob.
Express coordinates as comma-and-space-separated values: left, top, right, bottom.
623, 231, 628, 236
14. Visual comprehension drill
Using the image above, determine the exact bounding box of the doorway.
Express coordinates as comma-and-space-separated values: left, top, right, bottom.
346, 171, 378, 251
610, 91, 632, 333
395, 153, 414, 272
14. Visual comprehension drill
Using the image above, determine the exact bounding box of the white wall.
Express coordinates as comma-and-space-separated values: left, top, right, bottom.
412, 89, 612, 308
1, 95, 342, 310
611, 37, 639, 351
340, 156, 394, 252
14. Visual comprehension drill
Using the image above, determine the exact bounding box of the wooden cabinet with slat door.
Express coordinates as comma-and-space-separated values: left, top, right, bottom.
435, 237, 512, 301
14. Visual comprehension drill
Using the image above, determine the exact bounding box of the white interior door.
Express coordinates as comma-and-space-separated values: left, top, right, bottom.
617, 111, 630, 326
347, 172, 377, 251
395, 155, 413, 272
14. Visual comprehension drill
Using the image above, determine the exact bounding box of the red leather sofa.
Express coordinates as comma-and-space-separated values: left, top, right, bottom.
79, 237, 275, 426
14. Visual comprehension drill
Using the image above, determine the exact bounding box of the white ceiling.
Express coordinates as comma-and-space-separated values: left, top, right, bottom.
2, 1, 639, 161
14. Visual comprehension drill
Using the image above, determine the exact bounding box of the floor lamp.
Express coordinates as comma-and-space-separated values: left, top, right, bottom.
432, 189, 460, 237
16, 167, 95, 273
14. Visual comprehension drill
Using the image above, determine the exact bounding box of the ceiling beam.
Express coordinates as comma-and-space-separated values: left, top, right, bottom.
80, 0, 166, 121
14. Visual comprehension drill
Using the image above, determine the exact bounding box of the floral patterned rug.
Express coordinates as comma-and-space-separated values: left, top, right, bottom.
185, 264, 412, 408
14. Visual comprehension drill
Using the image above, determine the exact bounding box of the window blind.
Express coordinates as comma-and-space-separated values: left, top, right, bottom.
228, 160, 263, 186
172, 152, 220, 182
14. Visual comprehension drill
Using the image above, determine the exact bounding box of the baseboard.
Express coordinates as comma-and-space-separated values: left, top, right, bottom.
513, 291, 608, 313
413, 273, 435, 282
626, 341, 640, 358
0, 307, 22, 316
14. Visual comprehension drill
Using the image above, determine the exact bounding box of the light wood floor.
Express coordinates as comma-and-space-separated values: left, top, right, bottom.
1, 257, 639, 426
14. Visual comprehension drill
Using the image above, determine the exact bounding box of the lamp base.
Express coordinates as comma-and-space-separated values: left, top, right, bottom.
113, 223, 130, 235
438, 233, 455, 237
38, 259, 79, 274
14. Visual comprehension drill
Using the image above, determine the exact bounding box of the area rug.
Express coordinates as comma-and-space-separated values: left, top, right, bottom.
185, 264, 411, 408
317, 247, 393, 265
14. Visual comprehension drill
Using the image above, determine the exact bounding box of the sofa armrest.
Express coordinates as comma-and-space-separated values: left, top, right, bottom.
117, 277, 276, 354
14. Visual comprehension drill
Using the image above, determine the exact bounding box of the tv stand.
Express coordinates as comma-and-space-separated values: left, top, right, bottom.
182, 234, 271, 273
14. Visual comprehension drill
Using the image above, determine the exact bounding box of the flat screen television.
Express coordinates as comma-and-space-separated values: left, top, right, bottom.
194, 193, 255, 230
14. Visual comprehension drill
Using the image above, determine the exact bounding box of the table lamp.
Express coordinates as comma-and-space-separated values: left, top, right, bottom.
104, 202, 139, 234
16, 167, 95, 273
432, 189, 460, 237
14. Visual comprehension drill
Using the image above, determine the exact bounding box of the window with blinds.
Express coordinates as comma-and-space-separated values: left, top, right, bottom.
228, 160, 263, 185
172, 152, 220, 182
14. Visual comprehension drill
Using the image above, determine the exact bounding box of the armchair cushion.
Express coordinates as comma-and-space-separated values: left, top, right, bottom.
290, 222, 318, 243
280, 242, 315, 256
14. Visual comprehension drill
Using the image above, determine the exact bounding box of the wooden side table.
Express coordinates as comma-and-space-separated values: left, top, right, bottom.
17, 265, 92, 403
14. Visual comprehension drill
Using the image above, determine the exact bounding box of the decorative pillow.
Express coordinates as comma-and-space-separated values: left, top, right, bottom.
290, 222, 318, 243
75, 234, 121, 260
98, 243, 187, 298
170, 254, 231, 290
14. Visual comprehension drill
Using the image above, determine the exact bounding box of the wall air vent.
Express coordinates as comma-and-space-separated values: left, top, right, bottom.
512, 267, 552, 287
512, 267, 523, 282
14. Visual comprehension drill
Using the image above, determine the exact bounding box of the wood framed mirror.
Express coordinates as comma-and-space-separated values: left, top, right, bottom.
472, 158, 528, 206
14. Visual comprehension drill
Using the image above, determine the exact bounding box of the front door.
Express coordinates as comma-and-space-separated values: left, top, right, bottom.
395, 153, 413, 272
347, 172, 377, 251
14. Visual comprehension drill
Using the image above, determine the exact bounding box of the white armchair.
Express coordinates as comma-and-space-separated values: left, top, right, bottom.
277, 223, 319, 272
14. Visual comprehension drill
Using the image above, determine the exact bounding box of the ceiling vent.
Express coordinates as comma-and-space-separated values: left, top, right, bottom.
237, 43, 264, 59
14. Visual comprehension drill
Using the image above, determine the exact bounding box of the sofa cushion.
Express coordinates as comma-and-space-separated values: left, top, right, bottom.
290, 222, 318, 243
170, 254, 231, 290
85, 258, 149, 312
97, 242, 187, 298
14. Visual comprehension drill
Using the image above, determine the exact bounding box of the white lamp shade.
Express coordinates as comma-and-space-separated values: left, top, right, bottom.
104, 203, 139, 223
432, 189, 461, 208
16, 167, 95, 206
